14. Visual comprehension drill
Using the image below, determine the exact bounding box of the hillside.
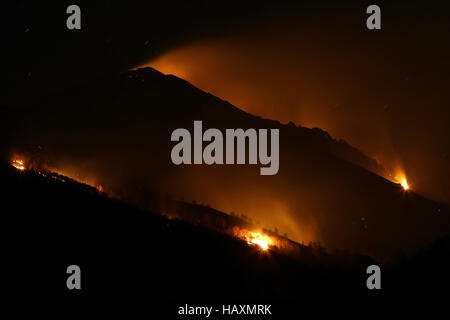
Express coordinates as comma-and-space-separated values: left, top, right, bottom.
3, 162, 450, 299
4, 67, 450, 259
0, 162, 376, 298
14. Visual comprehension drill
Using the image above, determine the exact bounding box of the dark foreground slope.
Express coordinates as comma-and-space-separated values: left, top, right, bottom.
0, 162, 371, 298
2, 163, 450, 299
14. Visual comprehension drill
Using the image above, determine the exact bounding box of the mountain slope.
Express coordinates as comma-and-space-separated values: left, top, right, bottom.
1, 162, 378, 298
3, 162, 450, 299
4, 67, 450, 258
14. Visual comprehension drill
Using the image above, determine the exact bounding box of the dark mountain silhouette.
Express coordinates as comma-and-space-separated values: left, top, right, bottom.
0, 161, 372, 298
4, 67, 450, 260
2, 161, 450, 299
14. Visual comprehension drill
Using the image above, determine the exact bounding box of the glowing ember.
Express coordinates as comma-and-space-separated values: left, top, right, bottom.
401, 178, 409, 190
12, 159, 25, 171
246, 231, 271, 251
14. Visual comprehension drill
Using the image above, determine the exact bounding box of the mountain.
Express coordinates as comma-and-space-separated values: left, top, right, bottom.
0, 161, 375, 298
2, 161, 450, 299
4, 67, 450, 259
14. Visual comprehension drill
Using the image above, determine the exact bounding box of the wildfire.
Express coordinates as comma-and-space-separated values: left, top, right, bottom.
401, 178, 409, 190
250, 238, 269, 250
393, 168, 410, 191
12, 159, 25, 171
231, 227, 274, 251
246, 231, 271, 251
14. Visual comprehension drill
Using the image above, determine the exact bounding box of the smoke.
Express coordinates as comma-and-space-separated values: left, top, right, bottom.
138, 10, 450, 205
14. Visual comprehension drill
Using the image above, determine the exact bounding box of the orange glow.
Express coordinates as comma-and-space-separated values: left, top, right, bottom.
246, 231, 272, 251
11, 159, 25, 171
401, 178, 409, 190
250, 237, 269, 250
392, 165, 410, 191
231, 227, 274, 251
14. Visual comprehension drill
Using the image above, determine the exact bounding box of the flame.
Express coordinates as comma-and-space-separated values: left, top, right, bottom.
231, 227, 274, 251
250, 238, 269, 250
401, 178, 409, 190
393, 167, 410, 191
246, 231, 271, 251
12, 159, 25, 171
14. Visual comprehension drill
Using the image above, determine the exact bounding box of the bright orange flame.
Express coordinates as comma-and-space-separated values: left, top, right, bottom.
12, 159, 25, 171
401, 178, 409, 190
246, 231, 271, 251
250, 238, 269, 250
